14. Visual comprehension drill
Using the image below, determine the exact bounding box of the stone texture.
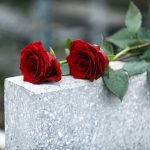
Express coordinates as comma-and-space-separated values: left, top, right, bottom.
5, 62, 150, 150
0, 130, 5, 150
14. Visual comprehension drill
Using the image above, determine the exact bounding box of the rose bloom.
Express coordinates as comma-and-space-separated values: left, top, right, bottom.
67, 40, 109, 81
20, 41, 61, 84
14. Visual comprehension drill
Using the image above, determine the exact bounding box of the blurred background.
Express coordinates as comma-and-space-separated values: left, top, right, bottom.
0, 0, 149, 148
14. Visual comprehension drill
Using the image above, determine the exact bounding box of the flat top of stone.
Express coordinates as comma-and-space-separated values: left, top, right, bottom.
5, 62, 124, 94
6, 76, 93, 94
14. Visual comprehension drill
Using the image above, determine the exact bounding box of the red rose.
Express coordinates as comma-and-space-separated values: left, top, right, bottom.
20, 41, 61, 84
67, 40, 109, 81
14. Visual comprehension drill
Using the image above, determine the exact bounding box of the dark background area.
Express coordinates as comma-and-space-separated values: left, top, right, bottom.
0, 0, 150, 129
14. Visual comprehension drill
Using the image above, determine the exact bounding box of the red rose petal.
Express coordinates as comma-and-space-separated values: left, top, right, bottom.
67, 39, 109, 81
20, 41, 62, 84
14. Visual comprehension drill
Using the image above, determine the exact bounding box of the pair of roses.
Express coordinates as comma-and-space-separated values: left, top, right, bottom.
20, 40, 109, 84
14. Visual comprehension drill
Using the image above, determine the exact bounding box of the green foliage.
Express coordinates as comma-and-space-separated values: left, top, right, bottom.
107, 2, 149, 52
105, 2, 150, 96
138, 28, 150, 42
107, 28, 137, 48
99, 5, 150, 100
102, 38, 114, 55
101, 34, 114, 55
103, 69, 129, 100
123, 61, 148, 76
125, 2, 142, 34
140, 48, 150, 60
66, 38, 72, 49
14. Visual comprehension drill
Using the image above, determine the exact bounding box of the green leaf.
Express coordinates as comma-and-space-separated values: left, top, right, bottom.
102, 69, 129, 100
138, 28, 150, 42
140, 48, 150, 60
102, 38, 114, 55
107, 28, 137, 48
125, 2, 142, 34
123, 61, 148, 76
104, 66, 111, 77
65, 48, 70, 56
147, 64, 150, 82
66, 38, 72, 49
61, 63, 70, 76
123, 56, 140, 62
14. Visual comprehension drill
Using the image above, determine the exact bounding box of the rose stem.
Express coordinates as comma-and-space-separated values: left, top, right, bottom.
112, 42, 150, 61
115, 53, 141, 61
59, 60, 67, 65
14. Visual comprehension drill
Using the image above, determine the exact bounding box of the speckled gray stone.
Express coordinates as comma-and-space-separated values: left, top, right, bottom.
5, 62, 150, 150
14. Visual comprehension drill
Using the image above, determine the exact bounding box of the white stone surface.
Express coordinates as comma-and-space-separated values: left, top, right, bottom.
0, 130, 5, 150
5, 62, 150, 150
